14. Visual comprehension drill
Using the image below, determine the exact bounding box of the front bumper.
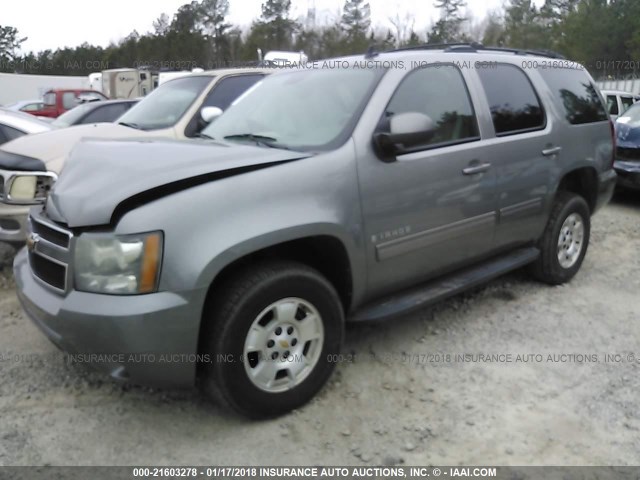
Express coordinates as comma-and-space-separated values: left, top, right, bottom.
14, 248, 205, 388
0, 203, 29, 242
614, 160, 640, 190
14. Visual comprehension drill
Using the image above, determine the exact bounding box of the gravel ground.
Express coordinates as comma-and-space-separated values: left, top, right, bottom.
0, 194, 639, 467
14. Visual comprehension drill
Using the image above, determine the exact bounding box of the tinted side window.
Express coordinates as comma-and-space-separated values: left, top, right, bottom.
203, 74, 264, 110
82, 104, 129, 124
477, 64, 545, 135
606, 95, 619, 115
381, 65, 479, 148
538, 68, 608, 124
1, 125, 26, 141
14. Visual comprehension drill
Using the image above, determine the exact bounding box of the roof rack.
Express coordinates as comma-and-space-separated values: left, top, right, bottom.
381, 42, 565, 59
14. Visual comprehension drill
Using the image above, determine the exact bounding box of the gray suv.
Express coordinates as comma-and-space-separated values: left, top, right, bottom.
14, 45, 617, 418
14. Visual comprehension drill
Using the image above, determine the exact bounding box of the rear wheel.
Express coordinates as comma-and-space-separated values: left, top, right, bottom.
200, 261, 344, 418
531, 192, 591, 285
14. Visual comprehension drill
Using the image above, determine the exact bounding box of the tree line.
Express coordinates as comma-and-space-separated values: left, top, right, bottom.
1, 0, 639, 79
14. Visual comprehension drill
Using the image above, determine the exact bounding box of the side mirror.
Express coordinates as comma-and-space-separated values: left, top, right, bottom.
373, 112, 435, 161
201, 106, 223, 124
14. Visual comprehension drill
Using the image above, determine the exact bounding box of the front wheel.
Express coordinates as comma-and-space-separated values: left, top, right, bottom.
531, 192, 591, 285
200, 261, 344, 418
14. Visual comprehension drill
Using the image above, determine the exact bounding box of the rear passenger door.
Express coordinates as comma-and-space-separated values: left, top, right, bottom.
358, 64, 498, 296
475, 64, 557, 249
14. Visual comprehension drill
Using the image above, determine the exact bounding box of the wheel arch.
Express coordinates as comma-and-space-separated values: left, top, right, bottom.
195, 229, 356, 359
555, 166, 599, 214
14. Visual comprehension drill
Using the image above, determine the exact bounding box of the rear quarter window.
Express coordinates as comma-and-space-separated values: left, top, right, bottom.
538, 68, 608, 124
476, 64, 545, 136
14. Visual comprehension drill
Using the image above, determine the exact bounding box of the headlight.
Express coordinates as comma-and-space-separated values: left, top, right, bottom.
74, 231, 163, 295
9, 176, 37, 200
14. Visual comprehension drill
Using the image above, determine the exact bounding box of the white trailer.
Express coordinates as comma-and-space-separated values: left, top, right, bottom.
0, 73, 89, 106
88, 72, 103, 93
101, 68, 157, 99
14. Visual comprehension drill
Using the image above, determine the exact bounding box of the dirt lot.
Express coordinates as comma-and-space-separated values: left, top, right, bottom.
0, 194, 639, 467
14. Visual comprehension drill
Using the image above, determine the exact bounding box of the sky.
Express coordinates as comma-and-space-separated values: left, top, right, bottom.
3, 0, 517, 54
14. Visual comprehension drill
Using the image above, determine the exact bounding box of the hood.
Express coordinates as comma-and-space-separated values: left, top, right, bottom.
0, 123, 143, 167
46, 138, 310, 228
615, 121, 640, 148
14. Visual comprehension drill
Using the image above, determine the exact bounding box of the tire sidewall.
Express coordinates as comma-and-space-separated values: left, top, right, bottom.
214, 270, 343, 417
546, 195, 591, 282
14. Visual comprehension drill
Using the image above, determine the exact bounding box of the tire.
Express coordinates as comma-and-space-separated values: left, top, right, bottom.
531, 192, 591, 285
200, 260, 344, 418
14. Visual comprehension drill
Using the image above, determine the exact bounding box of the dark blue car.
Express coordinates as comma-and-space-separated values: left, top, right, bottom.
614, 102, 640, 190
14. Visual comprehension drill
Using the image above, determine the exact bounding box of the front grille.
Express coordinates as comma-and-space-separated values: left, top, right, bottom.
617, 146, 640, 160
29, 251, 66, 290
31, 218, 70, 248
28, 213, 72, 292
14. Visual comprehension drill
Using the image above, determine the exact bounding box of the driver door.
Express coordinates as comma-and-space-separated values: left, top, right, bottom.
357, 64, 498, 296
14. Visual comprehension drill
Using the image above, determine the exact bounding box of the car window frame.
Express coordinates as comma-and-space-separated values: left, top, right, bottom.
184, 73, 265, 138
620, 95, 634, 113
607, 95, 619, 115
476, 62, 547, 138
375, 62, 481, 155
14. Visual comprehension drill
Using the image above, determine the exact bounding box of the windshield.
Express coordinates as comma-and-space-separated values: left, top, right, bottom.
117, 75, 212, 130
52, 103, 93, 127
202, 67, 384, 151
617, 103, 640, 126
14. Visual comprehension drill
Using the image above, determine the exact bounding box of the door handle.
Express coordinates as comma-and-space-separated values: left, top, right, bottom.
542, 146, 562, 157
462, 162, 492, 175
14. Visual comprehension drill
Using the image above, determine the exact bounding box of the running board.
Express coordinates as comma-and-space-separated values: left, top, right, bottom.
350, 247, 540, 322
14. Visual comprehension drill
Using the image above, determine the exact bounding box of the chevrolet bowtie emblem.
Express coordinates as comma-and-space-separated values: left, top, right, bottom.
279, 340, 289, 349
26, 233, 40, 252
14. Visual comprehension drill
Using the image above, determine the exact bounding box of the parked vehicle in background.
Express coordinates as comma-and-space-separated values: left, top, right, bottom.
13, 45, 616, 418
0, 68, 271, 242
4, 99, 44, 114
613, 102, 640, 190
601, 89, 638, 120
259, 50, 308, 67
52, 99, 139, 128
30, 89, 109, 119
0, 109, 55, 241
0, 108, 53, 145
101, 69, 158, 99
88, 72, 103, 92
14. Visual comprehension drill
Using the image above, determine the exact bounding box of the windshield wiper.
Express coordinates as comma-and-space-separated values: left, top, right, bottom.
118, 121, 141, 130
224, 133, 277, 143
223, 133, 290, 150
196, 132, 215, 140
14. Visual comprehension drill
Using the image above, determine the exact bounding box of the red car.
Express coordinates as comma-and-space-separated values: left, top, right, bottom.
32, 89, 108, 118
